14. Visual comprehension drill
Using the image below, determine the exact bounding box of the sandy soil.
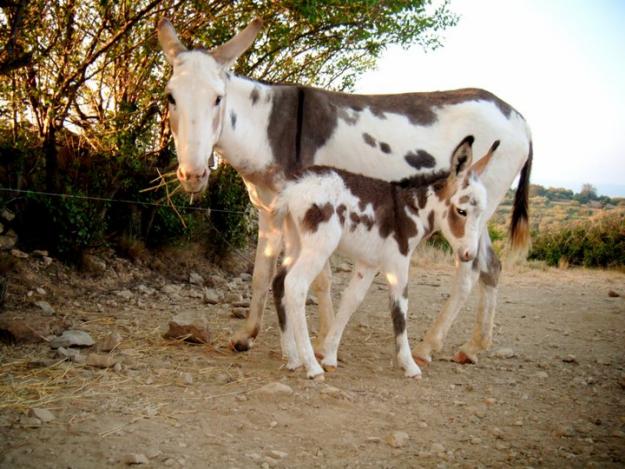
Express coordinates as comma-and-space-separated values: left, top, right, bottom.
1, 249, 624, 468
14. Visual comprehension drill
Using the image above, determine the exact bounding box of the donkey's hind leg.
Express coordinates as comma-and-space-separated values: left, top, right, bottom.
454, 241, 501, 364
310, 261, 335, 358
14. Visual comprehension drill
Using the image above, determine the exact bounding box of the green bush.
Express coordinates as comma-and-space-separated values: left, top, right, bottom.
206, 164, 255, 258
529, 211, 625, 267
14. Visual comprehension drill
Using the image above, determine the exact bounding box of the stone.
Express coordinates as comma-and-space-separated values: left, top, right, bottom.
267, 450, 288, 459
29, 408, 55, 423
608, 290, 620, 298
122, 453, 149, 465
10, 249, 28, 259
493, 347, 516, 359
386, 431, 409, 448
81, 254, 107, 273
320, 385, 354, 401
49, 330, 94, 349
32, 249, 48, 257
535, 371, 549, 379
97, 332, 122, 352
34, 301, 55, 315
86, 353, 117, 368
562, 354, 578, 364
180, 372, 193, 385
115, 289, 134, 300
1, 209, 15, 222
484, 397, 497, 406
336, 262, 351, 273
161, 284, 182, 296
164, 312, 211, 344
230, 308, 247, 319
431, 442, 445, 454
19, 415, 41, 428
224, 292, 243, 304
0, 234, 17, 250
189, 272, 204, 286
35, 287, 46, 295
555, 425, 576, 437
232, 300, 251, 308
257, 382, 294, 396
57, 347, 85, 363
41, 256, 53, 267
202, 288, 220, 304
0, 316, 68, 344
239, 273, 252, 282
136, 284, 156, 296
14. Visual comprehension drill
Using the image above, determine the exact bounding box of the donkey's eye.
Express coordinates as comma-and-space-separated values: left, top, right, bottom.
167, 93, 176, 106
456, 208, 467, 217
215, 95, 222, 106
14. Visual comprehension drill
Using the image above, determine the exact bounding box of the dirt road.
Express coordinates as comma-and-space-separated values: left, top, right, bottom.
1, 251, 624, 468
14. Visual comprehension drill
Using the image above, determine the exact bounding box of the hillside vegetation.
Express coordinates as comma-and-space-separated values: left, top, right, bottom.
491, 184, 625, 268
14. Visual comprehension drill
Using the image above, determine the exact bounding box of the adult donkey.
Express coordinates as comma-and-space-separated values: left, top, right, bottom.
157, 18, 532, 366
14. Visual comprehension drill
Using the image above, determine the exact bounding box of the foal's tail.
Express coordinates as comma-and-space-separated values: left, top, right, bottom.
509, 141, 533, 255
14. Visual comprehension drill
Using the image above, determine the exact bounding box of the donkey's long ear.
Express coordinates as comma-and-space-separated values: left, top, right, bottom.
470, 140, 500, 176
157, 19, 187, 65
212, 18, 263, 68
449, 135, 474, 180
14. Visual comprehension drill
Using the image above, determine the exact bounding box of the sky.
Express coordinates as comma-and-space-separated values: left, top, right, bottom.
355, 0, 625, 197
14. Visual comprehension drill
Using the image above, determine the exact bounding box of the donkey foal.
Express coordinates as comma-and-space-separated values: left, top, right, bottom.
273, 136, 500, 379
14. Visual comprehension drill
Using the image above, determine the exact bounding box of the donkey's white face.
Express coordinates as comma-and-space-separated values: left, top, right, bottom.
437, 138, 499, 262
165, 52, 226, 194
157, 18, 263, 194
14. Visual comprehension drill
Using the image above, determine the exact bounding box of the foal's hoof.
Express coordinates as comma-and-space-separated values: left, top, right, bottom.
452, 351, 477, 365
322, 364, 337, 373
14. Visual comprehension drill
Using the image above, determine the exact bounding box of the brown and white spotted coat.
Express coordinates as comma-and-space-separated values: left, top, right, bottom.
272, 137, 499, 378
157, 19, 532, 367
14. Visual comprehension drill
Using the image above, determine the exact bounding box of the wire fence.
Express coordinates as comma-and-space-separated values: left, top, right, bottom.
0, 187, 247, 215
0, 186, 256, 265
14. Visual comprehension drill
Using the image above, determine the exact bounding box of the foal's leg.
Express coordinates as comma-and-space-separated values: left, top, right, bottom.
386, 263, 421, 378
310, 261, 335, 357
231, 210, 282, 351
412, 256, 480, 366
455, 243, 502, 364
321, 263, 376, 371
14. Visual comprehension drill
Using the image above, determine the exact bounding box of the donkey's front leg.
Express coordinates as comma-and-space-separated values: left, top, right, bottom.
387, 266, 421, 379
321, 264, 376, 371
412, 259, 480, 366
455, 244, 501, 364
231, 210, 282, 352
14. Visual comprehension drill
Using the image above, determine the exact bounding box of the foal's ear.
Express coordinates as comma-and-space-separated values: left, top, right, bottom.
212, 18, 264, 68
157, 19, 188, 65
449, 135, 474, 179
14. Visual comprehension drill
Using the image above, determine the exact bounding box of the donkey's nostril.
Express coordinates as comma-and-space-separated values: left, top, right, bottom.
177, 167, 187, 181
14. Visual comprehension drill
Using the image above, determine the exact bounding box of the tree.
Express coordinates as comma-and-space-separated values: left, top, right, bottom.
1, 0, 457, 256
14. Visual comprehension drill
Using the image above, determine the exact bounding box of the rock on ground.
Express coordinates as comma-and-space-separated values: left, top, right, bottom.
29, 408, 55, 423
97, 331, 122, 352
164, 312, 210, 344
386, 431, 410, 448
49, 330, 95, 349
257, 382, 294, 396
0, 316, 68, 344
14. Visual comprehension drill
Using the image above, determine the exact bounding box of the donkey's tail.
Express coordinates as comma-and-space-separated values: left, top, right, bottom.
509, 141, 533, 255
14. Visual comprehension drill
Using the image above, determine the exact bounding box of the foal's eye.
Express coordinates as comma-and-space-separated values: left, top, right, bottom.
456, 207, 467, 217
215, 95, 222, 106
166, 93, 176, 106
